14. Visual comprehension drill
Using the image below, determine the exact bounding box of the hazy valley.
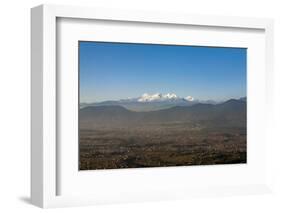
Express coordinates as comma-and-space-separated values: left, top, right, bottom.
79, 97, 247, 170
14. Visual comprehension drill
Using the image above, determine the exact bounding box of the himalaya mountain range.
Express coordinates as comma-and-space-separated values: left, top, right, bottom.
80, 92, 246, 112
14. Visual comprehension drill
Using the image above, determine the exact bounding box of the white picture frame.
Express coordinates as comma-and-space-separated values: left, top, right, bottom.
31, 4, 274, 208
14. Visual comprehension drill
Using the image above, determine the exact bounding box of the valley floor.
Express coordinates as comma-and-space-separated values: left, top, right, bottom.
79, 123, 246, 170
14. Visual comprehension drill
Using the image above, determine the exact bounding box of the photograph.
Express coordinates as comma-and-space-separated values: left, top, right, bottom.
79, 41, 247, 170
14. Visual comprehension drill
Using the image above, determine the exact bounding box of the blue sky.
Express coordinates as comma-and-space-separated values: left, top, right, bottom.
79, 41, 246, 103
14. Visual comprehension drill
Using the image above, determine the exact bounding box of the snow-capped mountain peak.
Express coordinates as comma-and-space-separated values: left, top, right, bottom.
163, 93, 178, 99
137, 93, 191, 102
138, 93, 162, 102
184, 96, 194, 101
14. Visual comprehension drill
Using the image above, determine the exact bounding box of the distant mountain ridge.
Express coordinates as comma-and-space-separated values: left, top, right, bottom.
80, 93, 245, 112
80, 93, 246, 112
80, 98, 246, 129
80, 92, 195, 111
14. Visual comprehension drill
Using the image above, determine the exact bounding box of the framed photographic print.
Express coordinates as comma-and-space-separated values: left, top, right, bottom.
31, 4, 274, 208
78, 41, 247, 170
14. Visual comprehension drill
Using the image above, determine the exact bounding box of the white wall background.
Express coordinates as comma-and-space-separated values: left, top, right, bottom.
0, 0, 280, 212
